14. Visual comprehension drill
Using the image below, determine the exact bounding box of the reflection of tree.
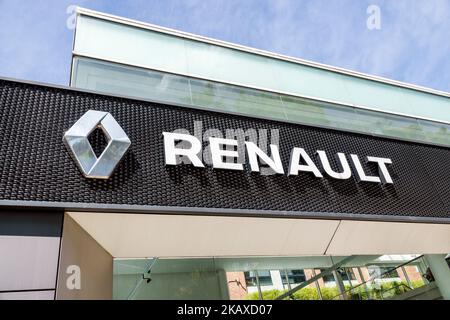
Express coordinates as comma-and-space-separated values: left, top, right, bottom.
380, 120, 422, 139
427, 126, 449, 144
380, 119, 450, 144
188, 80, 227, 111
185, 78, 450, 147
151, 73, 193, 106
188, 79, 285, 119
282, 98, 330, 127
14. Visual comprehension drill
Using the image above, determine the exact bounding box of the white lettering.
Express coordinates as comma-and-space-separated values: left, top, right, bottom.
245, 142, 284, 174
367, 156, 394, 184
163, 132, 204, 167
289, 147, 323, 177
162, 132, 394, 184
317, 150, 352, 180
350, 154, 381, 183
209, 137, 243, 171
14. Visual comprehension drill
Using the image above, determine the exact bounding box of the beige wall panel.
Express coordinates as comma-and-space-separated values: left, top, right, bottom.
68, 212, 340, 258
326, 220, 450, 255
56, 214, 113, 299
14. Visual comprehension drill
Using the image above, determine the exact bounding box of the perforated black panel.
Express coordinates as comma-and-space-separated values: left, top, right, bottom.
0, 79, 449, 221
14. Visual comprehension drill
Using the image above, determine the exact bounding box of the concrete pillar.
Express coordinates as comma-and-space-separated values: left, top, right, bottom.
424, 254, 450, 300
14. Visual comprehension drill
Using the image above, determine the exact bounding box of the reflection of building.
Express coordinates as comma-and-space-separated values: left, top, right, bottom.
227, 255, 427, 300
0, 7, 449, 300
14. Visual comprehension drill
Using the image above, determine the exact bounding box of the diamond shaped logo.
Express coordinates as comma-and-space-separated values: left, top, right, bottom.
63, 110, 131, 179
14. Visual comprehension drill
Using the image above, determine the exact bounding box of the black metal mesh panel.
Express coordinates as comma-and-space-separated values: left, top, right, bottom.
412, 144, 450, 213
0, 79, 449, 220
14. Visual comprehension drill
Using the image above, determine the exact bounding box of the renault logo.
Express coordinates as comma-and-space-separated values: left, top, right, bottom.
63, 110, 131, 179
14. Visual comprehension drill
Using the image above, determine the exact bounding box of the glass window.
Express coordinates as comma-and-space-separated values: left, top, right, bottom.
72, 56, 450, 148
340, 268, 357, 281
189, 78, 286, 120
244, 271, 273, 287
282, 269, 306, 285
75, 15, 189, 75
281, 95, 366, 132
318, 268, 356, 282
72, 57, 192, 106
75, 13, 450, 123
320, 269, 336, 283
368, 266, 400, 279
355, 109, 426, 141
113, 258, 224, 300
341, 75, 412, 116
184, 39, 280, 90
112, 255, 441, 300
417, 119, 450, 145
243, 271, 258, 287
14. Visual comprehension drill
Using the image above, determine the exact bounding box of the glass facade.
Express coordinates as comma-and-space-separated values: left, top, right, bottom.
282, 270, 306, 285
72, 57, 450, 146
112, 254, 443, 300
244, 271, 273, 287
73, 14, 450, 123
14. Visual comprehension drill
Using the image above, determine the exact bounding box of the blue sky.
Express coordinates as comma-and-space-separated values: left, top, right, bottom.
0, 0, 449, 92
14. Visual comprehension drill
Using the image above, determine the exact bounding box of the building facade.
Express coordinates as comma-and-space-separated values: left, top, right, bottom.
0, 7, 449, 300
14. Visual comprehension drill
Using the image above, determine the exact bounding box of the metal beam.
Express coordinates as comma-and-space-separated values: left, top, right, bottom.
275, 256, 355, 300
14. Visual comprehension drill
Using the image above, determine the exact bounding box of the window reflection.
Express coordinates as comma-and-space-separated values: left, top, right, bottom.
282, 270, 306, 285
73, 56, 450, 147
244, 271, 273, 287
112, 254, 440, 300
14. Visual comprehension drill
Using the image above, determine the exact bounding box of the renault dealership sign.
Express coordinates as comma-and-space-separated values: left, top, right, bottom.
0, 79, 449, 223
63, 109, 394, 184
63, 110, 131, 179
162, 132, 394, 184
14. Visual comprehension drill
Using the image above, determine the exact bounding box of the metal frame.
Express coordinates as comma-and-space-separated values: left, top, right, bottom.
275, 256, 355, 300
0, 200, 449, 224
328, 254, 426, 300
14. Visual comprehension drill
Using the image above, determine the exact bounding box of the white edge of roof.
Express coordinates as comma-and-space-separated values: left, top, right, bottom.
75, 6, 450, 100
